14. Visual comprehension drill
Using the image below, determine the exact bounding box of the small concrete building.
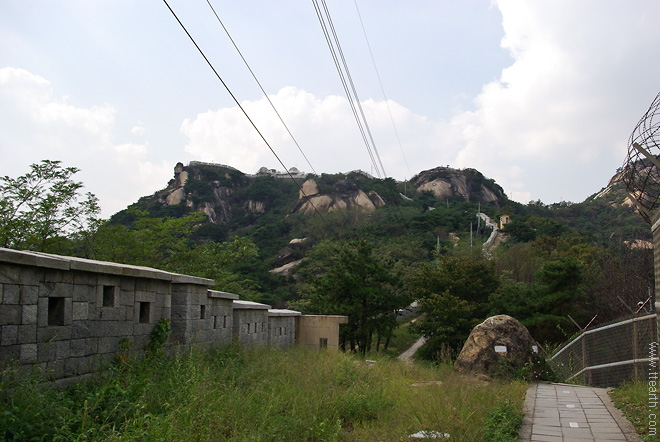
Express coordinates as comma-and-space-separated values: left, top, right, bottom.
296, 315, 349, 350
499, 214, 511, 230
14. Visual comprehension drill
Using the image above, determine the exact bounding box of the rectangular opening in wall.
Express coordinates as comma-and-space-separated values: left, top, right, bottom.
48, 297, 65, 326
139, 302, 150, 324
200, 304, 206, 320
102, 285, 115, 307
320, 338, 328, 349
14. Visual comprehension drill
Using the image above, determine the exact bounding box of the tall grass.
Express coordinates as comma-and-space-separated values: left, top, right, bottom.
610, 381, 660, 442
0, 345, 527, 441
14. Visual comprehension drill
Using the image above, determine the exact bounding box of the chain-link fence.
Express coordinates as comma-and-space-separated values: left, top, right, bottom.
549, 314, 659, 387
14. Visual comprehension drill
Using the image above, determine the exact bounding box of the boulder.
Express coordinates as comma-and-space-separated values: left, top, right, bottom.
454, 315, 537, 375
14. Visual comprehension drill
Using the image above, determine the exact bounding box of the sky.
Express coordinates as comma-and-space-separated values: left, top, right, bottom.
1, 0, 659, 218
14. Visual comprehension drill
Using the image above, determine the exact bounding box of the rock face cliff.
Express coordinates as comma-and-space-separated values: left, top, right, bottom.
136, 162, 508, 225
411, 167, 506, 207
292, 178, 386, 214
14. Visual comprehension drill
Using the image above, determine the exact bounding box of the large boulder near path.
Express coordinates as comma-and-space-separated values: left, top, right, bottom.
454, 315, 537, 376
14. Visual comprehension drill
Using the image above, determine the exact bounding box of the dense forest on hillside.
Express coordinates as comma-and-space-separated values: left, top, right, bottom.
1, 160, 653, 358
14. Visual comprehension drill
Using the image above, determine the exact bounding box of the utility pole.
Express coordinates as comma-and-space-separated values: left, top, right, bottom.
470, 222, 473, 248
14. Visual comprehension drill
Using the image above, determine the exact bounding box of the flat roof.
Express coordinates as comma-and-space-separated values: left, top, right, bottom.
0, 247, 214, 286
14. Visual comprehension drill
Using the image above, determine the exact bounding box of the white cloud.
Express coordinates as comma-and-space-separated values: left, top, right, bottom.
0, 67, 171, 217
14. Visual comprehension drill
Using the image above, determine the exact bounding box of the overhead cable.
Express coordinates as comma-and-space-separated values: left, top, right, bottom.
311, 0, 386, 179
161, 0, 328, 223
353, 0, 411, 178
206, 0, 318, 176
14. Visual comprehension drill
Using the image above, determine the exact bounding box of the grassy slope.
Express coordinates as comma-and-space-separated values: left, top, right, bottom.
611, 381, 660, 442
1, 344, 527, 442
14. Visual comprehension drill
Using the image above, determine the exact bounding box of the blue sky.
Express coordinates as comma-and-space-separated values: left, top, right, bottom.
1, 0, 659, 217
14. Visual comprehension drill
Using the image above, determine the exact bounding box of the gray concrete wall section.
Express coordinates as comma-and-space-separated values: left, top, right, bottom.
268, 309, 300, 349
0, 248, 346, 383
233, 300, 270, 346
0, 248, 212, 380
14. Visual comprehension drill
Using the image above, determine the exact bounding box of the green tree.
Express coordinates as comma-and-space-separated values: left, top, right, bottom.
300, 240, 407, 354
0, 160, 100, 253
408, 253, 500, 358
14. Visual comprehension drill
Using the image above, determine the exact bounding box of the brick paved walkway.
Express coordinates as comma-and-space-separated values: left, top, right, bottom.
518, 383, 642, 441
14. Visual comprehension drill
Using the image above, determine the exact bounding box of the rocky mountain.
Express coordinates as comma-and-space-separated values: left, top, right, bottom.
134, 161, 510, 227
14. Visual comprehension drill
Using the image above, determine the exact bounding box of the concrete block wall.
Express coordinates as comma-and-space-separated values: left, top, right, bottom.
0, 248, 212, 380
233, 300, 270, 346
268, 309, 300, 349
0, 248, 348, 382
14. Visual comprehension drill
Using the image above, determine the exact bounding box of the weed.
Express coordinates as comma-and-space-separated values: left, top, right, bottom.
482, 398, 524, 442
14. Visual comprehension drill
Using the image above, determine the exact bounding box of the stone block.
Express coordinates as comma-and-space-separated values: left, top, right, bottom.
19, 266, 44, 285
85, 338, 99, 355
135, 291, 156, 303
22, 304, 38, 325
38, 281, 73, 298
44, 269, 73, 283
73, 284, 95, 302
71, 321, 91, 339
46, 359, 64, 379
38, 342, 57, 362
72, 302, 88, 320
98, 337, 120, 354
0, 264, 20, 284
37, 325, 71, 342
120, 277, 135, 291
0, 305, 21, 324
99, 307, 121, 321
37, 298, 48, 326
64, 358, 80, 377
73, 271, 97, 286
18, 324, 37, 344
119, 290, 134, 306
56, 340, 71, 360
0, 344, 20, 363
20, 285, 39, 304
1, 325, 18, 345
20, 344, 38, 364
70, 338, 87, 357
162, 294, 171, 308
100, 321, 130, 337
3, 284, 20, 304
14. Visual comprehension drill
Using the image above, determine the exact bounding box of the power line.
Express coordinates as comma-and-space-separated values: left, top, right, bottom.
311, 0, 386, 179
205, 0, 318, 176
353, 0, 411, 178
161, 0, 328, 224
